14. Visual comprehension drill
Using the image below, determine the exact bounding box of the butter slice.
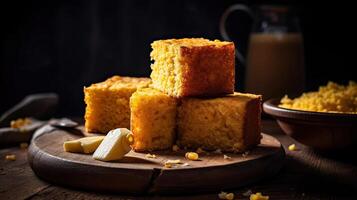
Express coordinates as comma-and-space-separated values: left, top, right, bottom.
93, 128, 134, 161
63, 136, 105, 154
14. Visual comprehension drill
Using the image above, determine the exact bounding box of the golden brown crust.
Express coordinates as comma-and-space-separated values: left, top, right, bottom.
243, 96, 262, 148
84, 76, 151, 134
179, 43, 235, 97
150, 38, 235, 97
177, 92, 262, 152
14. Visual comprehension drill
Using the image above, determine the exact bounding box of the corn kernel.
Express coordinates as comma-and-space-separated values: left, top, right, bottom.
288, 144, 297, 151
185, 152, 199, 161
250, 192, 269, 200
5, 154, 16, 161
126, 134, 134, 145
20, 143, 29, 149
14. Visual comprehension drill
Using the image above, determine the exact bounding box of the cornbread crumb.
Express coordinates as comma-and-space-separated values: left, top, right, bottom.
165, 159, 182, 164
146, 153, 157, 159
172, 145, 180, 152
288, 144, 297, 151
279, 81, 357, 114
218, 191, 234, 200
150, 38, 235, 97
164, 159, 183, 168
185, 152, 199, 161
223, 155, 232, 160
250, 192, 269, 200
20, 143, 28, 149
84, 76, 151, 133
11, 118, 31, 128
5, 154, 16, 161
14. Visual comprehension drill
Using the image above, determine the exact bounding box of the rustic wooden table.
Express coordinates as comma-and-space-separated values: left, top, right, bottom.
1, 120, 356, 200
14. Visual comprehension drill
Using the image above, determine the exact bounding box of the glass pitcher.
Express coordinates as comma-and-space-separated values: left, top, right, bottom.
220, 5, 305, 100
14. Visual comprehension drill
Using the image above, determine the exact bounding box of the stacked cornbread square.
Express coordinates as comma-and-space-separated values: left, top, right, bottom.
83, 38, 261, 153
129, 38, 261, 152
177, 93, 262, 152
84, 76, 151, 133
130, 88, 177, 151
150, 38, 235, 97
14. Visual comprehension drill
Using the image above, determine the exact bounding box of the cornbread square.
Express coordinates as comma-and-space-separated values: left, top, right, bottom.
150, 38, 235, 97
130, 88, 177, 151
177, 92, 262, 152
84, 76, 151, 133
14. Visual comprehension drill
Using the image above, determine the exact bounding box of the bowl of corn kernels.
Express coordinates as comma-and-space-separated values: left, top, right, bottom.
263, 81, 357, 151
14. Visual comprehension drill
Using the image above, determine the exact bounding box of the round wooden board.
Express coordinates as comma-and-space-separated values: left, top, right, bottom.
28, 127, 285, 194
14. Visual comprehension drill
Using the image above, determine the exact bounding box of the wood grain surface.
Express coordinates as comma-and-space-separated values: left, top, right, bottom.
27, 128, 284, 194
1, 120, 356, 200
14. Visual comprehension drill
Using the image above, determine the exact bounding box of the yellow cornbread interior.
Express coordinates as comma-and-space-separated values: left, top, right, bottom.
84, 76, 151, 133
63, 136, 105, 154
130, 88, 177, 151
150, 38, 232, 96
279, 81, 357, 114
178, 92, 261, 152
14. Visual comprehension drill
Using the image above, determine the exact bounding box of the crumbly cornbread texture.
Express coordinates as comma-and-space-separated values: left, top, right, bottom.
130, 88, 177, 151
177, 92, 262, 152
84, 76, 151, 133
150, 38, 235, 97
280, 81, 357, 114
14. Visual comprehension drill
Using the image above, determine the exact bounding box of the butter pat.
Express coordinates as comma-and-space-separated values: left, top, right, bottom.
63, 136, 105, 154
93, 128, 134, 161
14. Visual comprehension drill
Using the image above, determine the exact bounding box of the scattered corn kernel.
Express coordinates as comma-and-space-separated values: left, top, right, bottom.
20, 143, 29, 149
185, 152, 199, 161
223, 155, 232, 160
146, 153, 157, 159
5, 154, 16, 161
164, 159, 183, 168
10, 118, 32, 129
288, 144, 297, 151
218, 191, 235, 200
172, 145, 180, 152
250, 192, 269, 200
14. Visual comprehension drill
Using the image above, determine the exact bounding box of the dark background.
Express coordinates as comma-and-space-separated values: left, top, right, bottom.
1, 0, 356, 117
